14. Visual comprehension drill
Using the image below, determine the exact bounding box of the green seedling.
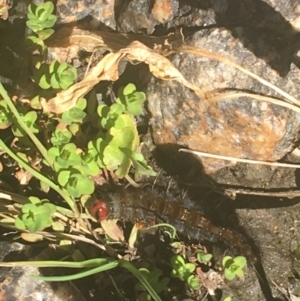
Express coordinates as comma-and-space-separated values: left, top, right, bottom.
171, 255, 201, 290
98, 103, 123, 130
116, 83, 146, 116
48, 143, 81, 171
135, 267, 169, 294
58, 167, 94, 198
50, 127, 72, 146
37, 60, 77, 90
53, 143, 100, 178
11, 111, 39, 137
196, 251, 212, 264
222, 256, 247, 281
87, 138, 106, 168
79, 150, 100, 176
171, 241, 185, 253
15, 197, 56, 232
223, 297, 233, 301
61, 98, 87, 124
96, 84, 156, 179
26, 1, 57, 39
97, 105, 139, 177
0, 99, 12, 129
131, 151, 157, 180
102, 114, 139, 177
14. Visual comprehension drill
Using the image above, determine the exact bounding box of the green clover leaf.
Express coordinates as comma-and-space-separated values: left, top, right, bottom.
116, 83, 146, 116
58, 168, 94, 198
48, 143, 81, 171
61, 98, 87, 124
50, 127, 72, 146
196, 251, 213, 264
11, 111, 39, 137
15, 201, 56, 233
222, 256, 247, 281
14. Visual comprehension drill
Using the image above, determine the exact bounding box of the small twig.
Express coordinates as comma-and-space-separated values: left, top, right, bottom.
179, 148, 300, 169
0, 212, 14, 220
205, 91, 300, 114
51, 232, 107, 252
125, 174, 140, 187
53, 212, 91, 235
224, 188, 300, 199
268, 276, 291, 301
180, 45, 300, 106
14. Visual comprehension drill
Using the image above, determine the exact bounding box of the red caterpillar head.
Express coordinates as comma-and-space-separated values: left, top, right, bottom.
89, 199, 109, 221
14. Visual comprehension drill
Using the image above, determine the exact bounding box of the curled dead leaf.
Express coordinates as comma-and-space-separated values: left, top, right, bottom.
41, 52, 125, 114
120, 41, 205, 98
41, 40, 205, 114
128, 223, 139, 249
100, 219, 124, 242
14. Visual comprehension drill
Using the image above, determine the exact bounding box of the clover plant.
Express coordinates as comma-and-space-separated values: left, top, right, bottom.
11, 111, 39, 137
50, 127, 72, 146
58, 168, 94, 198
15, 197, 56, 232
61, 98, 87, 124
96, 88, 156, 179
222, 256, 247, 281
171, 255, 201, 290
26, 1, 57, 40
37, 61, 77, 90
197, 251, 212, 264
116, 83, 146, 115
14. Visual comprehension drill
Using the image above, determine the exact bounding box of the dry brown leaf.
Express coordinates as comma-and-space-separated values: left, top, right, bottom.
21, 233, 44, 242
41, 52, 125, 114
120, 41, 205, 98
42, 41, 205, 114
0, 1, 9, 20
101, 219, 124, 242
15, 169, 33, 185
128, 224, 139, 249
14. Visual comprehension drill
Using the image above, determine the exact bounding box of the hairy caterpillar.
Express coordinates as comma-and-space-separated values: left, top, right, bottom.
89, 188, 257, 262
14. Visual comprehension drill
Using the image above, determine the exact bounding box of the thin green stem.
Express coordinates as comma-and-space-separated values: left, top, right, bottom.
109, 275, 127, 300
0, 140, 77, 214
0, 258, 111, 268
120, 260, 162, 301
31, 260, 119, 281
149, 223, 177, 239
0, 83, 52, 167
0, 257, 162, 301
